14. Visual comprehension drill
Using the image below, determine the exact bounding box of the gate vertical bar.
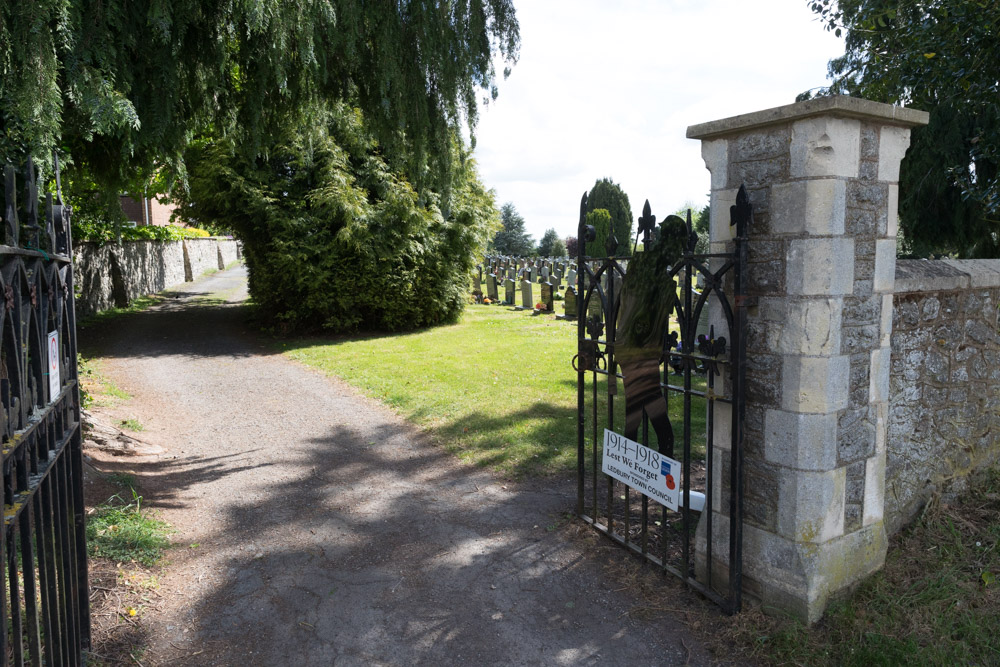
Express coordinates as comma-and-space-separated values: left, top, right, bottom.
681, 215, 693, 578
576, 194, 587, 516
728, 186, 751, 613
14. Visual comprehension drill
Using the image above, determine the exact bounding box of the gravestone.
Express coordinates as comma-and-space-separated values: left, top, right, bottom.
486, 273, 499, 302
563, 286, 577, 319
472, 272, 482, 296
504, 278, 515, 305
540, 265, 550, 283
587, 286, 603, 321
693, 288, 710, 339
529, 265, 538, 282
519, 279, 533, 310
566, 267, 577, 291
540, 281, 554, 313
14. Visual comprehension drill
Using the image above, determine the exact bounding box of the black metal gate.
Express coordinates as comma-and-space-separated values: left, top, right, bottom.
0, 158, 89, 664
575, 186, 750, 613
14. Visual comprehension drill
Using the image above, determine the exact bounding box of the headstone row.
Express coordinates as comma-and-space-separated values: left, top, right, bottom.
474, 256, 711, 335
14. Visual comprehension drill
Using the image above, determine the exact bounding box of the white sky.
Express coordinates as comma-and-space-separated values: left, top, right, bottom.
472, 0, 845, 242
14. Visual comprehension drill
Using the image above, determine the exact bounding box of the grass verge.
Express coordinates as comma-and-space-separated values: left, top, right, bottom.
720, 467, 1000, 665
282, 302, 709, 477
78, 293, 166, 329
78, 355, 132, 409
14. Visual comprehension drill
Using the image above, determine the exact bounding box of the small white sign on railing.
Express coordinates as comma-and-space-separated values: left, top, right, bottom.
47, 330, 60, 402
601, 429, 680, 511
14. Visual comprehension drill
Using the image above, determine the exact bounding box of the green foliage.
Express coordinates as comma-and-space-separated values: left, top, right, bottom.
73, 218, 213, 244
550, 237, 567, 258
493, 202, 534, 255
584, 209, 612, 258
808, 0, 1000, 257
178, 105, 498, 333
586, 178, 633, 256
87, 488, 171, 567
1, 1, 519, 200
537, 228, 566, 257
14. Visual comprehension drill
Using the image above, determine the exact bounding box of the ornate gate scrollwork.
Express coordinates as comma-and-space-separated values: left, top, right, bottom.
576, 185, 750, 614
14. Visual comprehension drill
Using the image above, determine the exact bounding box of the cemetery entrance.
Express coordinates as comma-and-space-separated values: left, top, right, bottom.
574, 187, 750, 614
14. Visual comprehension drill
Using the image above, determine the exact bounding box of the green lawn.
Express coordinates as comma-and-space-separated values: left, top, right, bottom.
282, 303, 709, 477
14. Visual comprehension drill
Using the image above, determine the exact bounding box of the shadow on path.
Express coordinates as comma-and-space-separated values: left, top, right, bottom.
82, 265, 719, 665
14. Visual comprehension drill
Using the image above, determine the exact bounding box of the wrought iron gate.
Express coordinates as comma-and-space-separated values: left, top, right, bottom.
0, 158, 89, 664
575, 186, 750, 613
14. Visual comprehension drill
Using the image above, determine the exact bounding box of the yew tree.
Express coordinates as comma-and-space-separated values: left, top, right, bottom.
586, 178, 633, 256
807, 0, 1000, 257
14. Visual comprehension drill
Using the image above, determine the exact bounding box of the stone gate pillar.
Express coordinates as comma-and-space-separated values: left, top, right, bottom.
687, 96, 928, 622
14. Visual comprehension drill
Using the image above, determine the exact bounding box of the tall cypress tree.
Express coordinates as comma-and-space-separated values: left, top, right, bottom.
586, 178, 633, 256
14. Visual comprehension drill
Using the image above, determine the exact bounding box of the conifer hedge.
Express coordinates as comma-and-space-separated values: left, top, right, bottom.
179, 106, 498, 332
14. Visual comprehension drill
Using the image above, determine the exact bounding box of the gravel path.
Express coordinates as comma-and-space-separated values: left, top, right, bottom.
84, 265, 715, 665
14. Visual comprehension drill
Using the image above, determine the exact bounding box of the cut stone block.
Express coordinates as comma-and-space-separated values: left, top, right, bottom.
781, 355, 850, 413
790, 116, 861, 179
878, 125, 912, 182
864, 448, 886, 527
777, 298, 843, 356
786, 238, 855, 296
710, 188, 739, 242
869, 347, 891, 404
777, 467, 846, 543
770, 179, 847, 236
764, 410, 839, 470
873, 239, 897, 293
886, 184, 899, 237
702, 138, 729, 190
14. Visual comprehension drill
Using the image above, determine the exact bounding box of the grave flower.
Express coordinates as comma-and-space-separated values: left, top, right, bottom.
535, 302, 546, 311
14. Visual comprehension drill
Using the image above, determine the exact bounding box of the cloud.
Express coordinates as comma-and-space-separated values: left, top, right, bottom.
473, 0, 843, 241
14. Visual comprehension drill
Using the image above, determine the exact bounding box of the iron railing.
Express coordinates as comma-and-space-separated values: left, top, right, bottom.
1, 157, 89, 664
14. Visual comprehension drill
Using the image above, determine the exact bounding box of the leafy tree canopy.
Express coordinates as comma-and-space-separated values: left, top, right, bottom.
1, 0, 519, 196
492, 202, 534, 255
177, 103, 498, 332
537, 228, 566, 257
584, 208, 612, 258
807, 0, 1000, 257
564, 235, 578, 257
586, 178, 633, 256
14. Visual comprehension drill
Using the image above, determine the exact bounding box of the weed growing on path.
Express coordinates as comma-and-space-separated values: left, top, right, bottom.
78, 355, 132, 408
87, 479, 171, 567
118, 417, 144, 432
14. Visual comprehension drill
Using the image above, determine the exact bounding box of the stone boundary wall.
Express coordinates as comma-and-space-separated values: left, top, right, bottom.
887, 259, 1000, 533
74, 238, 242, 317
